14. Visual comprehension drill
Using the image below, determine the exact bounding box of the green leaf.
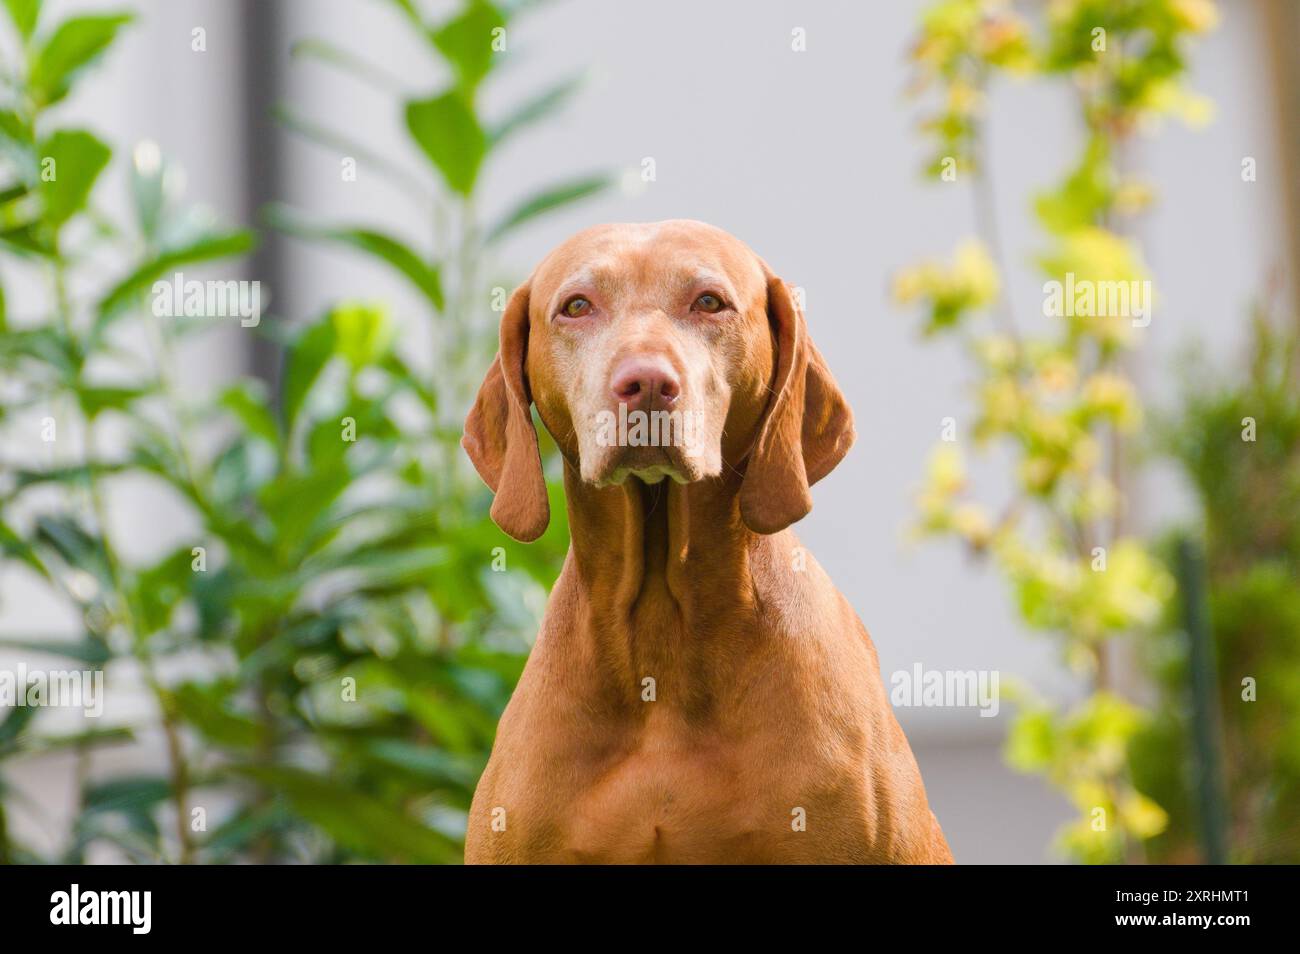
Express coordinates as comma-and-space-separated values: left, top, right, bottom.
230, 764, 461, 863
330, 301, 395, 369
383, 351, 438, 414
81, 775, 170, 817
272, 104, 433, 202
0, 637, 111, 666
199, 803, 290, 860
0, 109, 33, 149
220, 380, 281, 446
289, 37, 406, 93
360, 738, 481, 787
340, 543, 451, 590
33, 514, 112, 588
9, 462, 129, 495
0, 111, 36, 193
0, 181, 27, 207
0, 325, 77, 374
1005, 708, 1058, 773
77, 385, 146, 418
489, 72, 584, 145
30, 13, 133, 107
0, 519, 47, 578
1034, 136, 1113, 235
0, 224, 50, 257
19, 726, 134, 757
282, 317, 336, 432
0, 705, 37, 752
405, 91, 486, 196
260, 457, 354, 552
384, 0, 423, 29
2, 0, 38, 41
266, 204, 444, 311
170, 682, 264, 749
486, 172, 611, 243
431, 0, 506, 95
38, 129, 110, 230
95, 229, 256, 330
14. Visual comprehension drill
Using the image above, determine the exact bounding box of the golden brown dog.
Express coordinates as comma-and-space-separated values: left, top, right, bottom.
462, 220, 952, 863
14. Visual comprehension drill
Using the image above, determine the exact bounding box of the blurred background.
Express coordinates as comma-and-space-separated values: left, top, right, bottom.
0, 0, 1296, 863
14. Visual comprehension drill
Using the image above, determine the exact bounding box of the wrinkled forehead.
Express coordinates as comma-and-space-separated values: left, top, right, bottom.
529, 222, 766, 315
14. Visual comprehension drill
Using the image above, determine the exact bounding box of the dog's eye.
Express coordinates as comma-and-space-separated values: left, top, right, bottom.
561, 297, 592, 319
693, 293, 725, 314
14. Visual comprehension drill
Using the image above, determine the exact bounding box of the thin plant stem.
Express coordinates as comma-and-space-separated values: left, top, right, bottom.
53, 258, 197, 864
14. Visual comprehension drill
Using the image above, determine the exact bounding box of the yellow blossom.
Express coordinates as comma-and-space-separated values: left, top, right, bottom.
1036, 353, 1078, 393
1169, 0, 1219, 34
952, 503, 994, 547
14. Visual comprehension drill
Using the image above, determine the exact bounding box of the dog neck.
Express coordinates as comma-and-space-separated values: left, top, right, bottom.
563, 461, 758, 608
560, 462, 775, 710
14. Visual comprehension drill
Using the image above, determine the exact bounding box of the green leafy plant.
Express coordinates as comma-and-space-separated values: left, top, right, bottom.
0, 0, 605, 863
897, 0, 1217, 862
1133, 302, 1300, 863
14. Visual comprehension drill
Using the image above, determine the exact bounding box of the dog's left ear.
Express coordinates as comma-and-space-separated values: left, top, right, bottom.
462, 281, 550, 542
739, 268, 855, 535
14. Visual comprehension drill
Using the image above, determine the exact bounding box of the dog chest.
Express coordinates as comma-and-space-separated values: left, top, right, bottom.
534, 720, 866, 863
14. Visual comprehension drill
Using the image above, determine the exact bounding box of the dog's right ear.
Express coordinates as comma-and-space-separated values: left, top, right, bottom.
462, 282, 550, 543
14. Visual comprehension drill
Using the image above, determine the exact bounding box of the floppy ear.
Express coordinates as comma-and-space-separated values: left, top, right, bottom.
462, 282, 550, 542
739, 270, 856, 535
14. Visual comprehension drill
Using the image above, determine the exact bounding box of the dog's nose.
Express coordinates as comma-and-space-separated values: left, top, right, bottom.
609, 355, 681, 409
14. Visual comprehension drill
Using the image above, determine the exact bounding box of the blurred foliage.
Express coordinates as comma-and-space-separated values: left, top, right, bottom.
1133, 306, 1300, 863
899, 0, 1217, 862
0, 0, 603, 863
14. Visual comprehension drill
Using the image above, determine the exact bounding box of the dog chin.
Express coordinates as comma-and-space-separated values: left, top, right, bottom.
583, 446, 715, 488
600, 464, 688, 487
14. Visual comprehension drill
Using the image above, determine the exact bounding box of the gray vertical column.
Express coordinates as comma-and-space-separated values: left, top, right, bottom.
238, 0, 288, 396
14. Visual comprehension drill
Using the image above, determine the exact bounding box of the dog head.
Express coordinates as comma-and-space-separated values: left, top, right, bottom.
463, 220, 854, 541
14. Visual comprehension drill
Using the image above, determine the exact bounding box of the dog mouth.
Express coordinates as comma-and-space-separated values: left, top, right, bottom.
592, 444, 698, 487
